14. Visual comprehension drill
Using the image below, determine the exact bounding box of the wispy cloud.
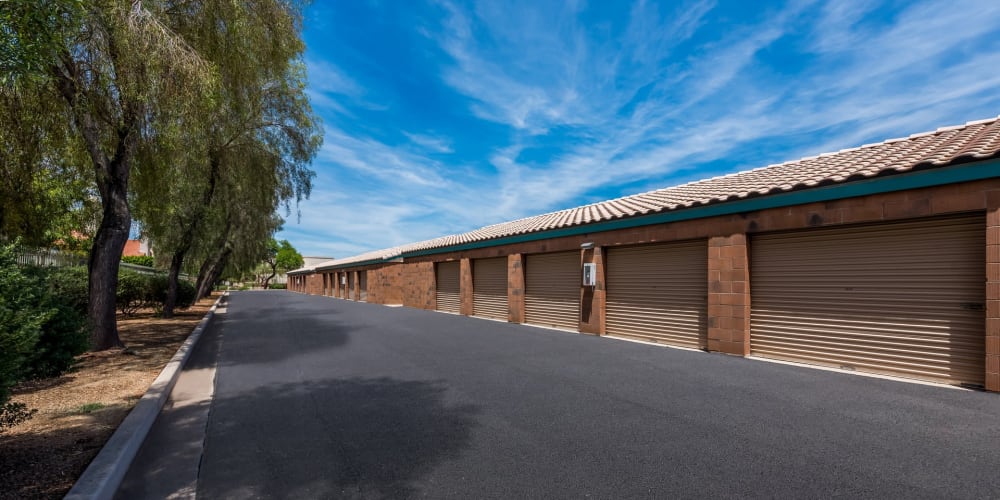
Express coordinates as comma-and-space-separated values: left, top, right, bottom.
283, 0, 1000, 257
403, 131, 454, 153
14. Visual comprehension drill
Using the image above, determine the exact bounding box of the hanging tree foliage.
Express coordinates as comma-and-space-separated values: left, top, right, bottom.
133, 0, 319, 317
1, 0, 319, 348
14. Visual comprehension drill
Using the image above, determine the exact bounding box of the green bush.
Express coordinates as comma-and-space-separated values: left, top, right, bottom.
47, 266, 89, 313
0, 243, 50, 430
268, 283, 286, 289
121, 255, 154, 267
20, 266, 89, 379
117, 270, 148, 317
144, 274, 196, 310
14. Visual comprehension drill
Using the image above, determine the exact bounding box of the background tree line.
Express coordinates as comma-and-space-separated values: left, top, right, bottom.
1, 1, 321, 353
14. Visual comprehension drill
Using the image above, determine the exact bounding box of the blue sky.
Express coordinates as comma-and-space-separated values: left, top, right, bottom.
276, 0, 1000, 258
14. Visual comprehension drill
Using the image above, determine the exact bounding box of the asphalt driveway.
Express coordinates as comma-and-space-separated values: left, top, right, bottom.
129, 291, 1000, 498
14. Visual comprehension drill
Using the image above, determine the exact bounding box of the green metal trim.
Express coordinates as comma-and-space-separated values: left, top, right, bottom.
317, 258, 393, 271
397, 160, 999, 259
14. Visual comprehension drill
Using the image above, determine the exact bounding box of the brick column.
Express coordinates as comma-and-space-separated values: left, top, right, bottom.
707, 234, 750, 355
579, 247, 605, 335
987, 192, 1000, 391
508, 254, 524, 323
460, 258, 474, 316
351, 271, 359, 300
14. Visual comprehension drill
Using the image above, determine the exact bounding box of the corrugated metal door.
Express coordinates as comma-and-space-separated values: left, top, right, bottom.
436, 261, 461, 313
525, 251, 580, 330
751, 215, 986, 386
606, 241, 708, 348
359, 271, 368, 302
473, 257, 508, 321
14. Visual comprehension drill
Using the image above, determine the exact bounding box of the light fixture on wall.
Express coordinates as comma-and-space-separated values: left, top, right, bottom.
580, 242, 595, 249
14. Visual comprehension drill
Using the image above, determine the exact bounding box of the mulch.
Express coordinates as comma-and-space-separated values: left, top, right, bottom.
0, 297, 216, 499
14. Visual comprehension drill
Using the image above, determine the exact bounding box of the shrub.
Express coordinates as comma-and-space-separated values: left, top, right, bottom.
117, 270, 148, 317
47, 266, 89, 313
268, 283, 286, 289
0, 243, 49, 430
143, 274, 196, 310
19, 266, 89, 379
121, 255, 154, 267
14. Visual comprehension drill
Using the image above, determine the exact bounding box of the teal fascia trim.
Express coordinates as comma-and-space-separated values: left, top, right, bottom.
318, 257, 395, 271
399, 160, 1000, 259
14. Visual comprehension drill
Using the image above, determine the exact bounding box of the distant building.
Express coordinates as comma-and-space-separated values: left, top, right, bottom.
122, 239, 152, 257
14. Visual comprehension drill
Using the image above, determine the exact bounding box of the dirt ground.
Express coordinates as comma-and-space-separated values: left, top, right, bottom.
0, 297, 217, 499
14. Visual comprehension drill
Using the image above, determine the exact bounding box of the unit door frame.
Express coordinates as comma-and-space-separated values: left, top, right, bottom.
473, 257, 508, 321
750, 214, 986, 386
435, 261, 461, 313
524, 251, 581, 330
605, 240, 708, 348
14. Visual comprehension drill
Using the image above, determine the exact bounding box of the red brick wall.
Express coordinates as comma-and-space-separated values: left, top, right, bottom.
401, 262, 435, 310
707, 235, 750, 355
987, 190, 1000, 391
304, 274, 323, 295
460, 258, 473, 316
315, 178, 1000, 390
508, 254, 524, 323
579, 247, 604, 335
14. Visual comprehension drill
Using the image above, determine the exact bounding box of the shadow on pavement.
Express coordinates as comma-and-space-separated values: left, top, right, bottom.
200, 376, 480, 499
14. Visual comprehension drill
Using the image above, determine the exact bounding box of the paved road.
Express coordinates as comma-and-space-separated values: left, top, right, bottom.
124, 291, 1000, 499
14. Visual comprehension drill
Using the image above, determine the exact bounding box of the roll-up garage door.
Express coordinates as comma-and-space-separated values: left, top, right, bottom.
606, 241, 708, 348
436, 261, 461, 313
473, 257, 508, 320
525, 251, 580, 330
751, 215, 985, 386
347, 272, 355, 300
359, 271, 368, 302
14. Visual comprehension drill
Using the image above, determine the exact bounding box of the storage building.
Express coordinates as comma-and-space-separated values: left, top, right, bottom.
288, 117, 1000, 391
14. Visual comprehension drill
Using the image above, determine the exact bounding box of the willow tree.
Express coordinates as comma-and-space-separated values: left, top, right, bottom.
2, 1, 214, 349
134, 0, 318, 317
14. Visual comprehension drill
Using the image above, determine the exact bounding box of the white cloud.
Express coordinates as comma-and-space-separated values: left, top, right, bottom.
286, 0, 1000, 257
402, 131, 454, 153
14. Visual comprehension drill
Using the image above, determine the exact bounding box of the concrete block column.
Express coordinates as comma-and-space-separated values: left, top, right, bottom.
460, 258, 474, 316
987, 191, 1000, 392
508, 254, 524, 323
579, 247, 605, 335
707, 234, 750, 355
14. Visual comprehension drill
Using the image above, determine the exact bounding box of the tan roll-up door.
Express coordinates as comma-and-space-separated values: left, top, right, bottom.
435, 261, 461, 313
359, 271, 368, 302
750, 214, 986, 386
473, 257, 508, 320
606, 241, 708, 348
525, 251, 580, 330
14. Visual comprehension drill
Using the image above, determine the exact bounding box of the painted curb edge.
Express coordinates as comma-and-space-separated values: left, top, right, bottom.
64, 292, 229, 500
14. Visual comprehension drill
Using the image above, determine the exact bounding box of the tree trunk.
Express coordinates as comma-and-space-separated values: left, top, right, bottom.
164, 156, 220, 316
196, 245, 232, 300
86, 159, 131, 350
54, 51, 136, 351
162, 250, 186, 318
262, 266, 276, 289
195, 216, 233, 300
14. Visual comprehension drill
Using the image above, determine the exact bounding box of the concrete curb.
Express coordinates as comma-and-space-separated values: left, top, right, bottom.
64, 292, 228, 500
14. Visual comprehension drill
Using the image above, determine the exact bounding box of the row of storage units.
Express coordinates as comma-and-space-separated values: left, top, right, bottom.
326, 270, 368, 302
427, 214, 986, 387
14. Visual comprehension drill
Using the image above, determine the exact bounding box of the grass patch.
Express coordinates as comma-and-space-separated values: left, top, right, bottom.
73, 402, 106, 414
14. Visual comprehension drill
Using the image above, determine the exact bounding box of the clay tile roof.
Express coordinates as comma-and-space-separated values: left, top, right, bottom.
320, 116, 1000, 267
